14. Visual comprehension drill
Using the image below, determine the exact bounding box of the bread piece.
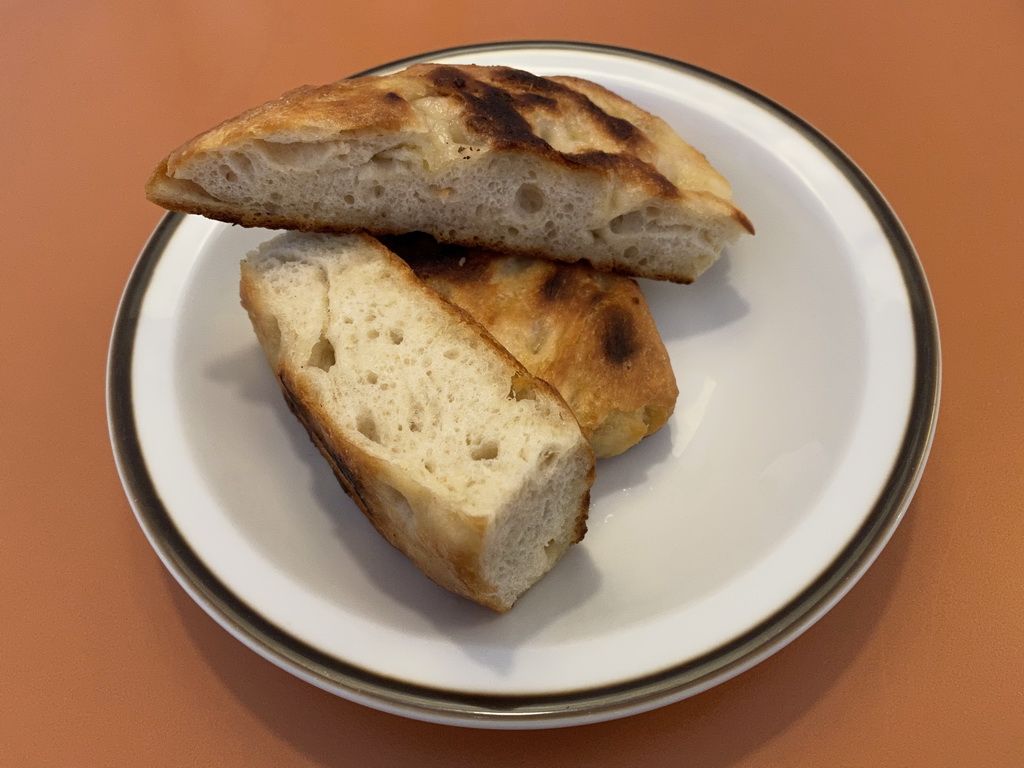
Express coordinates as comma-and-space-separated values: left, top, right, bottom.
148, 63, 753, 283
381, 233, 678, 457
240, 231, 594, 612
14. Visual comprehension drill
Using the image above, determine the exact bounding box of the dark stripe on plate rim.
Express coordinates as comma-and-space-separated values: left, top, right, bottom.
108, 41, 940, 727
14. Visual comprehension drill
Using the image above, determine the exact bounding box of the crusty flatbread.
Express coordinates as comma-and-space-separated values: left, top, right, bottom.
381, 233, 678, 457
147, 63, 753, 283
241, 232, 594, 612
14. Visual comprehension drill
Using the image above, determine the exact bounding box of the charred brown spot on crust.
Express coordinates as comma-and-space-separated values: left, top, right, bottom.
565, 150, 678, 198
568, 92, 645, 146
541, 269, 569, 302
512, 91, 559, 110
491, 66, 643, 146
597, 112, 642, 143
419, 64, 679, 198
490, 66, 560, 93
600, 305, 638, 366
427, 65, 549, 151
463, 105, 545, 149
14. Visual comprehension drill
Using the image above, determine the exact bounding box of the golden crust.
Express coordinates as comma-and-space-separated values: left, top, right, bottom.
165, 80, 421, 170
382, 234, 679, 457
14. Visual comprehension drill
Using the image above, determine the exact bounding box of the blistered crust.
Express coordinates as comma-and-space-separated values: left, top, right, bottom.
385, 234, 679, 457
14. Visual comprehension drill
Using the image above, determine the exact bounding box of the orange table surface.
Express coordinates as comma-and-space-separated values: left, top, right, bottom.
3, 1, 1022, 765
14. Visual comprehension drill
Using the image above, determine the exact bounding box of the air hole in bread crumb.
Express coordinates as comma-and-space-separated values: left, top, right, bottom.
219, 165, 237, 183
471, 441, 499, 461
623, 245, 639, 259
389, 328, 404, 345
539, 449, 555, 467
343, 194, 355, 204
306, 335, 336, 371
367, 329, 379, 340
443, 348, 458, 360
356, 412, 380, 443
609, 211, 642, 234
507, 226, 520, 236
372, 185, 384, 198
229, 153, 253, 176
514, 183, 545, 215
365, 371, 378, 384
410, 421, 422, 433
508, 374, 537, 402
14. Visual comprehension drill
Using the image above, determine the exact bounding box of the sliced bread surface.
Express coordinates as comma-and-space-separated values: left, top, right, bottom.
240, 231, 595, 611
149, 63, 753, 283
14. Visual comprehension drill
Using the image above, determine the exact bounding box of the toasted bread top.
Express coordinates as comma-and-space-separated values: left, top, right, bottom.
157, 63, 751, 237
382, 233, 678, 457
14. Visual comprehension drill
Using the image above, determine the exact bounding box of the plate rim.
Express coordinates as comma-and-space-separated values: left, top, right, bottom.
108, 39, 940, 728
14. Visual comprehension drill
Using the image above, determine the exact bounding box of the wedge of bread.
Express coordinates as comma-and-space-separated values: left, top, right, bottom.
148, 63, 753, 283
240, 231, 595, 611
381, 233, 678, 457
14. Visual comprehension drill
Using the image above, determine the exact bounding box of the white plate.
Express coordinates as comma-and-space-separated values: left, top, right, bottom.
109, 42, 939, 728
